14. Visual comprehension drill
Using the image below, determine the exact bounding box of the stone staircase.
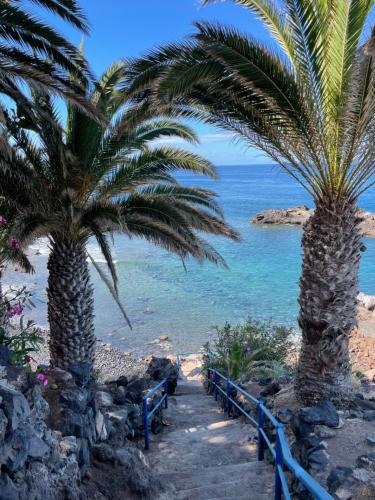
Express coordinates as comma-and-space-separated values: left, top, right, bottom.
146, 361, 275, 499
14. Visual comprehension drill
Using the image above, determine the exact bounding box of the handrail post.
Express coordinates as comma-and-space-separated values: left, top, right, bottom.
142, 397, 150, 450
257, 402, 264, 461
207, 368, 211, 391
226, 378, 231, 417
274, 427, 283, 500
164, 380, 168, 409
214, 370, 218, 401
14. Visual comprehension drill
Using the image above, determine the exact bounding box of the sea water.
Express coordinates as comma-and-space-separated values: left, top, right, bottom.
5, 164, 375, 353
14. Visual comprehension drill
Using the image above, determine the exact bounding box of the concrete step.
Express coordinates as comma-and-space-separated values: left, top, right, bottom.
158, 461, 269, 490
175, 475, 274, 500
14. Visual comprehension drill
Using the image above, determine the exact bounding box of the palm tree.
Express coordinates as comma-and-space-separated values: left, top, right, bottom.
2, 61, 238, 372
125, 0, 375, 404
0, 0, 96, 127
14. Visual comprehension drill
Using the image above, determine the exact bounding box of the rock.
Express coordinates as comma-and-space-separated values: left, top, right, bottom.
364, 410, 375, 421
0, 380, 30, 431
315, 425, 336, 439
299, 400, 339, 428
0, 473, 20, 500
157, 335, 169, 342
116, 376, 128, 387
146, 357, 178, 395
91, 443, 116, 464
257, 376, 272, 386
0, 408, 8, 440
356, 398, 375, 410
59, 436, 78, 455
277, 408, 294, 424
327, 466, 356, 497
308, 449, 329, 472
251, 205, 312, 225
367, 436, 375, 447
357, 453, 375, 472
352, 468, 375, 497
4, 366, 32, 393
60, 387, 88, 413
47, 368, 73, 385
28, 435, 50, 459
0, 346, 11, 366
358, 292, 375, 311
291, 414, 314, 439
115, 446, 162, 496
77, 437, 89, 466
59, 408, 85, 438
68, 362, 91, 387
347, 409, 363, 419
113, 386, 127, 405
260, 382, 281, 397
251, 207, 375, 238
96, 391, 113, 408
30, 385, 50, 421
108, 407, 128, 424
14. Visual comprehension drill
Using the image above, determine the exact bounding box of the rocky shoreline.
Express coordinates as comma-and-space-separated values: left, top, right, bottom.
251, 205, 375, 237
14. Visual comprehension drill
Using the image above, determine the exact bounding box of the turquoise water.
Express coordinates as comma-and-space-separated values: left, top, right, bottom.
5, 164, 375, 353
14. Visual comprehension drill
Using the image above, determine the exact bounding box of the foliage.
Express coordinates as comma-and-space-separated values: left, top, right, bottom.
0, 0, 96, 120
0, 285, 44, 366
127, 0, 375, 205
203, 318, 295, 381
0, 215, 32, 274
0, 61, 238, 325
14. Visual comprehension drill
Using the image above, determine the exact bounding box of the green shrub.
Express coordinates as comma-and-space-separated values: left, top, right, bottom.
203, 318, 295, 382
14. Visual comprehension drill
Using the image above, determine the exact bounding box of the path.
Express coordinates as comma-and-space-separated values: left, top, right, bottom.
147, 357, 275, 499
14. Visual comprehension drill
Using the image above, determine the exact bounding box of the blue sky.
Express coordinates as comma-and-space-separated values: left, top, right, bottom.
40, 0, 272, 165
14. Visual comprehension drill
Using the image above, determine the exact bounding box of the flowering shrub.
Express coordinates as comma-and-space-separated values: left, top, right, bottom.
0, 286, 44, 366
36, 372, 49, 386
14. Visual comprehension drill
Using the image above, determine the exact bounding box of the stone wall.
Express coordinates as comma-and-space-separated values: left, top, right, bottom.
0, 351, 178, 499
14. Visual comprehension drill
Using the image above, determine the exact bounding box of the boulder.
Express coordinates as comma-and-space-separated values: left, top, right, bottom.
357, 453, 375, 472
0, 473, 19, 500
315, 425, 336, 439
96, 391, 113, 408
260, 382, 281, 397
363, 410, 375, 422
60, 387, 88, 413
146, 357, 178, 395
67, 362, 91, 388
327, 467, 357, 499
299, 400, 339, 428
91, 443, 116, 464
0, 408, 8, 440
59, 436, 78, 455
0, 381, 30, 431
276, 408, 294, 424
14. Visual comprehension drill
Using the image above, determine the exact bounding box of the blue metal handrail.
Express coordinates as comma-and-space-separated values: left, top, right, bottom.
207, 368, 333, 500
142, 378, 168, 450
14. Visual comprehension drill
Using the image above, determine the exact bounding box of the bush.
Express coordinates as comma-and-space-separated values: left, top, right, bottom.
203, 317, 295, 382
0, 285, 44, 365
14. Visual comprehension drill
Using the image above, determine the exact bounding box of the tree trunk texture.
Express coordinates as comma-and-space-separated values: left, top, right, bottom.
295, 200, 362, 405
47, 239, 95, 370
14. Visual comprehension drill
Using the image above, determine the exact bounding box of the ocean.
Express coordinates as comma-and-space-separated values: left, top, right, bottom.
5, 164, 375, 354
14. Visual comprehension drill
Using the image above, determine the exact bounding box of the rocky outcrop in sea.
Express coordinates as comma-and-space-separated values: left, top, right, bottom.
251, 205, 375, 237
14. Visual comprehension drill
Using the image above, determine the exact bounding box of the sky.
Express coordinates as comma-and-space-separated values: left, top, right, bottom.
38, 0, 273, 166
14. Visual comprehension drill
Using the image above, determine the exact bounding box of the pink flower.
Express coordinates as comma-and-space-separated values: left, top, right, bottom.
10, 238, 21, 250
7, 304, 23, 318
36, 373, 48, 387
0, 216, 7, 225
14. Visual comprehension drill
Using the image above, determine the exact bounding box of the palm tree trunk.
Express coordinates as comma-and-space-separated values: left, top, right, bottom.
47, 239, 95, 371
295, 200, 362, 405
